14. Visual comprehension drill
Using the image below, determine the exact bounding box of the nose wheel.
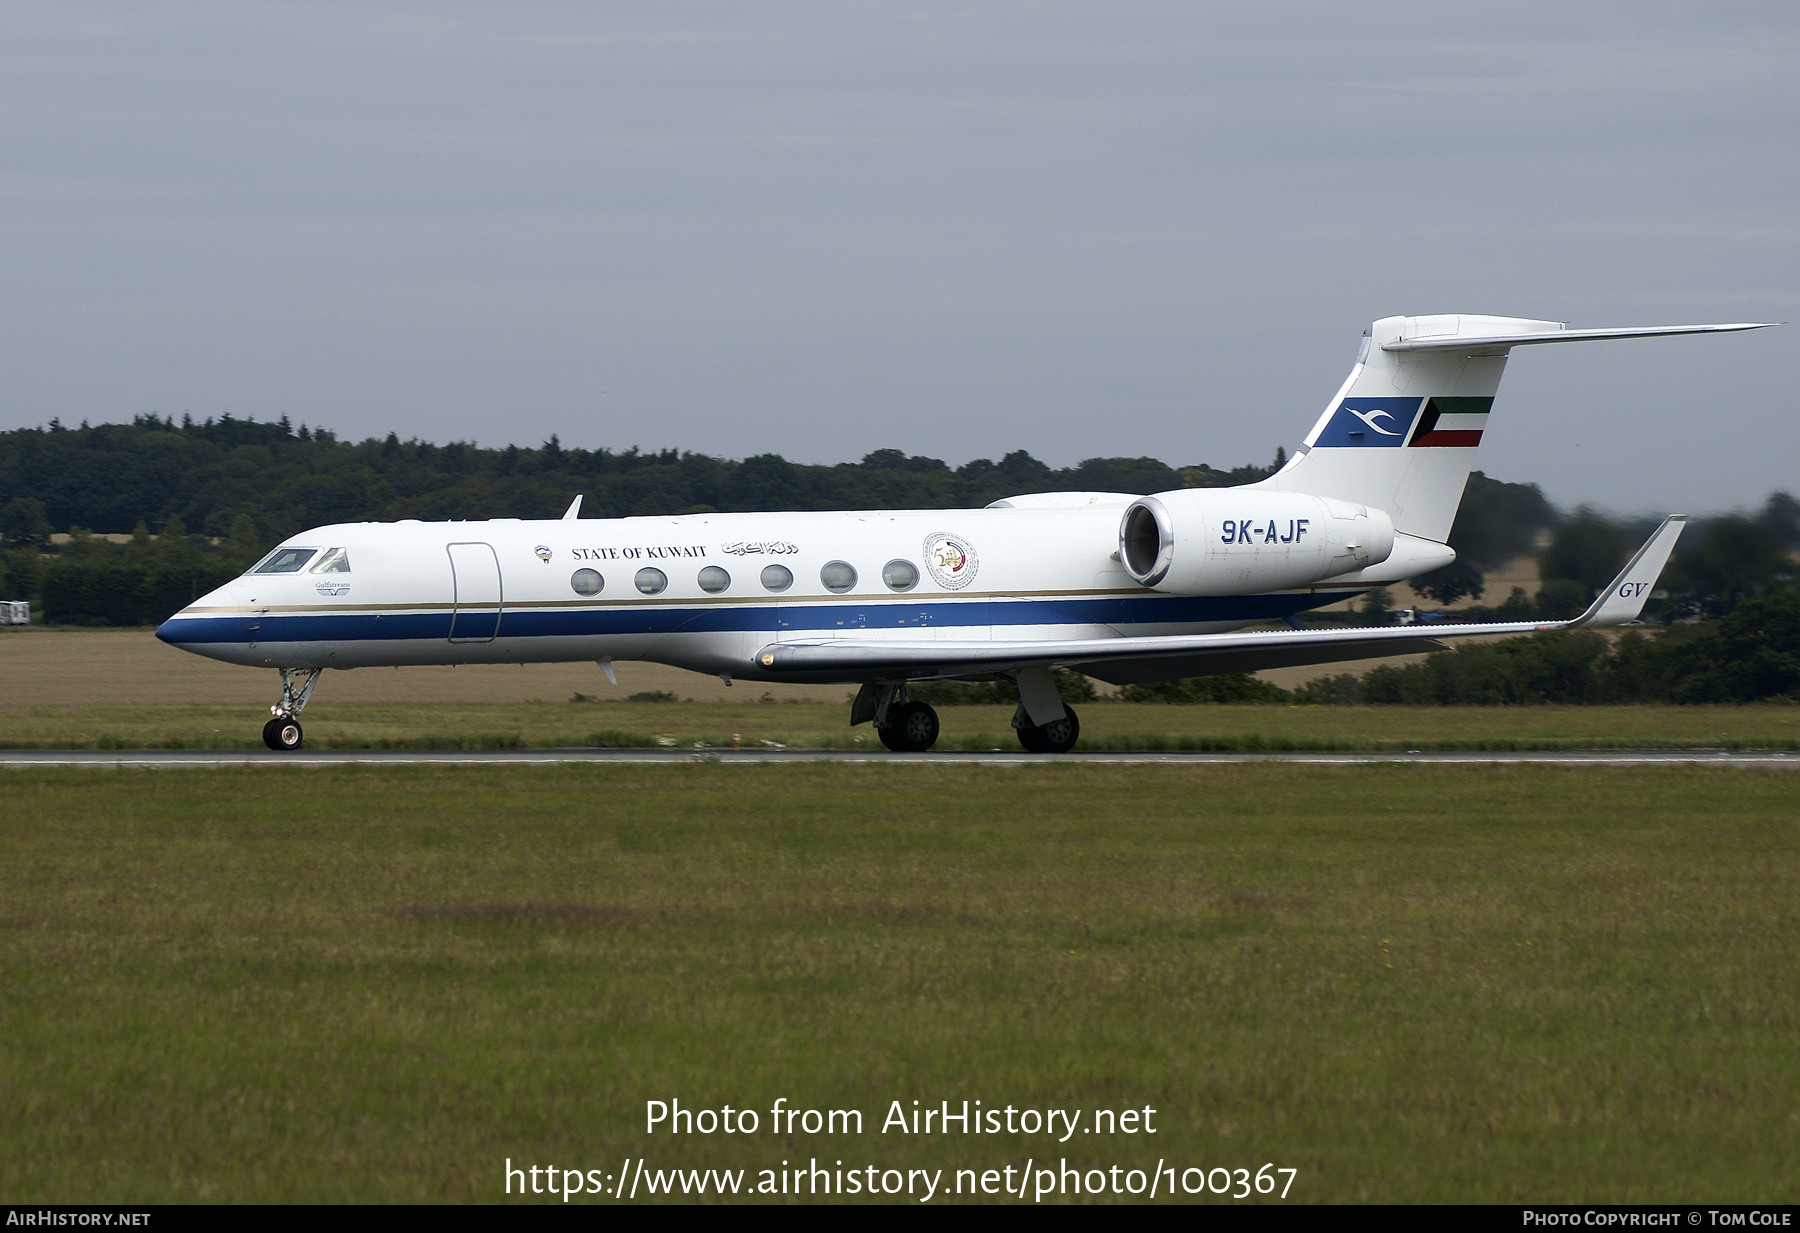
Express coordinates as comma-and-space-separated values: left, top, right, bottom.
263, 716, 304, 751
1017, 704, 1080, 754
261, 667, 321, 752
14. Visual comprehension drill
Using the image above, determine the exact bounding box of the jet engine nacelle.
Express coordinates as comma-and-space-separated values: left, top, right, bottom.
1119, 489, 1396, 595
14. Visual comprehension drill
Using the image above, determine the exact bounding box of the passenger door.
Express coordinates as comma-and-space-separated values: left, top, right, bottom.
447, 542, 503, 642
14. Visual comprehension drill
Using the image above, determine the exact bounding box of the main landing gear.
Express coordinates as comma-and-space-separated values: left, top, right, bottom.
262, 667, 321, 751
878, 700, 941, 752
854, 682, 941, 752
1016, 704, 1079, 754
1010, 666, 1079, 754
851, 670, 1081, 754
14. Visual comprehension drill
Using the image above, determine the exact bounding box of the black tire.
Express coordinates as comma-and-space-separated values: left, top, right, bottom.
1038, 704, 1079, 753
1017, 704, 1080, 754
878, 701, 940, 752
263, 716, 303, 751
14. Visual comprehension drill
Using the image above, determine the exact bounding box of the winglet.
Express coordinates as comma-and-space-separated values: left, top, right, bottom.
562, 494, 584, 520
1569, 515, 1687, 628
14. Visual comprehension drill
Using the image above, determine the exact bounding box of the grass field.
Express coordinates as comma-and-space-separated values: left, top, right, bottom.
0, 700, 1797, 752
3, 763, 1797, 1203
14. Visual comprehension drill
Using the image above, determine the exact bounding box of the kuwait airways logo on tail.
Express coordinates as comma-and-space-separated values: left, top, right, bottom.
1313, 396, 1495, 449
1314, 398, 1425, 448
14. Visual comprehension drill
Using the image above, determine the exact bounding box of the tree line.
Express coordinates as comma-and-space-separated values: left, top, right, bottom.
0, 412, 1282, 542
1408, 489, 1799, 624
1303, 579, 1800, 705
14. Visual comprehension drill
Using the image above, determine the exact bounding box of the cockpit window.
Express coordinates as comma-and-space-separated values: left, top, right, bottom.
309, 548, 351, 574
251, 548, 317, 574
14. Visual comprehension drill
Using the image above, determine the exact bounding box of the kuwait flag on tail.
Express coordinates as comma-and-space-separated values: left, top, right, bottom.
1408, 396, 1492, 447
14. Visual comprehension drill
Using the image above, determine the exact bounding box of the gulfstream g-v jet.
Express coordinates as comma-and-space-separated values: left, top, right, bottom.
157, 314, 1773, 752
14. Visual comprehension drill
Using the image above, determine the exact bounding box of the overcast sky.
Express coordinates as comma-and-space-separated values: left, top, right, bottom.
2, 1, 1794, 513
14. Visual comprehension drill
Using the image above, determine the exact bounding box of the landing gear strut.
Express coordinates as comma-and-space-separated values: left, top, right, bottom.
1016, 703, 1080, 754
263, 667, 321, 751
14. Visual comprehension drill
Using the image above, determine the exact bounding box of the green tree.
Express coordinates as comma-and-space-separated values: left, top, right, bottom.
1359, 630, 1614, 705
154, 513, 201, 571
1657, 579, 1800, 701
1413, 560, 1485, 607
1358, 587, 1394, 623
1, 497, 53, 547
224, 513, 263, 568
3, 547, 44, 598
1539, 508, 1626, 599
1757, 490, 1800, 548
1533, 578, 1588, 620
1413, 472, 1558, 606
59, 526, 102, 560
1492, 586, 1535, 619
1663, 512, 1794, 619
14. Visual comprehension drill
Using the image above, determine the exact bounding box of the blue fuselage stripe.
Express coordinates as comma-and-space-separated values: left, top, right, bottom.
156, 592, 1339, 645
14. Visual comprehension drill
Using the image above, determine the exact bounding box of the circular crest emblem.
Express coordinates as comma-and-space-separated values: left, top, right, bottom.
922, 532, 978, 590
534, 544, 552, 562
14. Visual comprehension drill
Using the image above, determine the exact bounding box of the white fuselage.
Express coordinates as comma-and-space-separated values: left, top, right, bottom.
155, 504, 1377, 683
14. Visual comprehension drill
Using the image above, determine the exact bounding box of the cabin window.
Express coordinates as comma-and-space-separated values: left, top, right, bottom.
820, 561, 858, 593
309, 548, 352, 574
760, 564, 794, 593
570, 568, 604, 597
882, 559, 919, 592
698, 566, 730, 594
635, 567, 668, 595
251, 548, 316, 574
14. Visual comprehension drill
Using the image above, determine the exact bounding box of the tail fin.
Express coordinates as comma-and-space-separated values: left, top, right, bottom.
1254, 314, 1773, 543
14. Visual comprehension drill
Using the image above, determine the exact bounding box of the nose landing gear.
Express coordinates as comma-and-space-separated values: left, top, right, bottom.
262, 668, 321, 751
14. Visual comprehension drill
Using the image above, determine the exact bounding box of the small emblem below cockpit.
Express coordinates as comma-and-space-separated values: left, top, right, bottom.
534, 545, 553, 562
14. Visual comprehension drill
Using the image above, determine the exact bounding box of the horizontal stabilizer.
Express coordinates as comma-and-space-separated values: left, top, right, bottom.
1384, 322, 1775, 353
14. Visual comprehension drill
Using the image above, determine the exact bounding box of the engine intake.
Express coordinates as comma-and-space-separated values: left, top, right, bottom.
1119, 489, 1397, 595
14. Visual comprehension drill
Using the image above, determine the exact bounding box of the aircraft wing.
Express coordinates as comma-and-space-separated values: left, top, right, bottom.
754, 516, 1686, 684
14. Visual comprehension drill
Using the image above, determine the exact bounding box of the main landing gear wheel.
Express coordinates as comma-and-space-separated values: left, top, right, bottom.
262, 716, 304, 751
1017, 704, 1079, 754
878, 701, 941, 752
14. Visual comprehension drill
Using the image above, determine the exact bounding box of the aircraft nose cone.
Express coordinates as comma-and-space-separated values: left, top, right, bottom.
155, 601, 202, 645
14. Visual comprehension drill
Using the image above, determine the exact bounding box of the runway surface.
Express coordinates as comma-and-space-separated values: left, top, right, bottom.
5, 749, 1798, 768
